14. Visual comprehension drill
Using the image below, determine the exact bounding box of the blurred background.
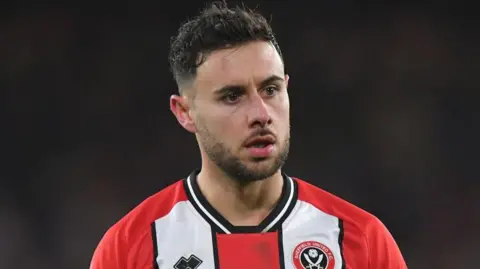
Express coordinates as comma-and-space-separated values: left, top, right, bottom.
1, 1, 478, 268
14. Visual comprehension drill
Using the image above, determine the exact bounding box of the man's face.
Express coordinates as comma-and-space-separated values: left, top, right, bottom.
188, 41, 290, 182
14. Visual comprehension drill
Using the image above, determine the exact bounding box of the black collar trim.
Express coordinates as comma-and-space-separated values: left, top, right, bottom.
184, 170, 298, 234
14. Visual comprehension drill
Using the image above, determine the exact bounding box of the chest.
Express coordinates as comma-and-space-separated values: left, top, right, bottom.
152, 202, 346, 269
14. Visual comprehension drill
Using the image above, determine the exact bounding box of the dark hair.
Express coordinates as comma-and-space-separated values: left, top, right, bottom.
168, 1, 283, 90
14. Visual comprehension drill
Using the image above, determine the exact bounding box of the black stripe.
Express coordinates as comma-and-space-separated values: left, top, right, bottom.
277, 228, 285, 269
151, 222, 160, 269
211, 228, 220, 269
265, 178, 298, 232
338, 219, 346, 269
183, 177, 224, 233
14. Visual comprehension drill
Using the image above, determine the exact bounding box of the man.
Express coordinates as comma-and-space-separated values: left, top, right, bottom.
90, 2, 407, 269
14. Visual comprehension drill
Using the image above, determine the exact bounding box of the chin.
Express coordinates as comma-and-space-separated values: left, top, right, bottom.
243, 162, 280, 177
246, 155, 276, 165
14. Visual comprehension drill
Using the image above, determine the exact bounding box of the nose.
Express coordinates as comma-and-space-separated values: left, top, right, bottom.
247, 94, 272, 128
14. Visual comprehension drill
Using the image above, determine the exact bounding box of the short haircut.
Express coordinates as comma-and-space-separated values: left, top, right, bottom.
168, 1, 283, 92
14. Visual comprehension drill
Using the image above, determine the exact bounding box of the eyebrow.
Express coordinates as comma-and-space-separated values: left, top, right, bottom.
213, 75, 284, 96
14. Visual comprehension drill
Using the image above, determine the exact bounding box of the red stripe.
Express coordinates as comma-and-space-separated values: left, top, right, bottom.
341, 220, 368, 268
216, 232, 280, 269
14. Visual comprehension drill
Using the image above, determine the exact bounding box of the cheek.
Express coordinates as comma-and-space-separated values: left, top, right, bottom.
272, 98, 290, 139
202, 112, 239, 135
220, 115, 242, 134
274, 96, 290, 121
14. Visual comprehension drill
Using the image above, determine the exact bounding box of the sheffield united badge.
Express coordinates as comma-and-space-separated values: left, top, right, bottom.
292, 241, 335, 269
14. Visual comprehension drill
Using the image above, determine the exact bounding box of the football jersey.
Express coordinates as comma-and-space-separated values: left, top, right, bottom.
90, 170, 407, 269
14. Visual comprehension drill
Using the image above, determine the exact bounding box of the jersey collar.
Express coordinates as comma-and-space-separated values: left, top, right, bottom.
183, 170, 298, 234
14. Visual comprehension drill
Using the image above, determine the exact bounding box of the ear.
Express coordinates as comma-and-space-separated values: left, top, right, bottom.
170, 95, 197, 133
284, 74, 289, 88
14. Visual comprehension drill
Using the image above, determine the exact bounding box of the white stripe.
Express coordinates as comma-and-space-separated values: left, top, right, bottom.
281, 200, 344, 269
262, 176, 294, 232
152, 202, 216, 268
187, 176, 231, 234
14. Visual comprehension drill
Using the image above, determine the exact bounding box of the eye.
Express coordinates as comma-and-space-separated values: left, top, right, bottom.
263, 86, 278, 96
223, 92, 241, 103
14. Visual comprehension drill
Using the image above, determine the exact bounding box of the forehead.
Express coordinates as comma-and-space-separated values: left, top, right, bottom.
194, 41, 284, 91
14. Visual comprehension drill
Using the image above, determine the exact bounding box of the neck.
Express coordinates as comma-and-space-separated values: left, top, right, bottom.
196, 165, 284, 226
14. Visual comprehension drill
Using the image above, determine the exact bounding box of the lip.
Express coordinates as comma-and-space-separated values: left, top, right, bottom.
243, 134, 276, 158
244, 135, 276, 148
246, 144, 275, 158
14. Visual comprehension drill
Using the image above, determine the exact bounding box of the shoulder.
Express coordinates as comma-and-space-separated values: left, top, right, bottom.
110, 178, 187, 243
293, 177, 389, 247
294, 177, 377, 229
90, 179, 187, 269
293, 177, 407, 268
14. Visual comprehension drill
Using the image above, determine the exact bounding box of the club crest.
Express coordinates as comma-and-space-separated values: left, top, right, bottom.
292, 241, 335, 269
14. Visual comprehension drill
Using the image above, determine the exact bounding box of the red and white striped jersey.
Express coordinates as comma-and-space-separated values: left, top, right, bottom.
90, 171, 407, 269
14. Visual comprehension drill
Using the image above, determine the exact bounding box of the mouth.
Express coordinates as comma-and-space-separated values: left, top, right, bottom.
244, 136, 276, 148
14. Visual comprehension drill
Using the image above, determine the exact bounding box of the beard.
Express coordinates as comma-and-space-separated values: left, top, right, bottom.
197, 124, 290, 183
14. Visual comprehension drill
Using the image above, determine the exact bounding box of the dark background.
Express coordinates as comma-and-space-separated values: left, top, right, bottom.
1, 1, 478, 268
